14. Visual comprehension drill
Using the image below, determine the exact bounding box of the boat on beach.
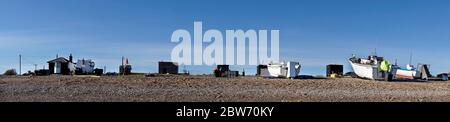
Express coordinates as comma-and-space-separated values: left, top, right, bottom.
391, 64, 416, 80
391, 64, 431, 81
258, 61, 301, 79
349, 54, 432, 81
349, 55, 389, 80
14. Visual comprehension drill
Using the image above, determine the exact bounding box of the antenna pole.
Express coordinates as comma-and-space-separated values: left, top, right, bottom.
409, 52, 413, 65
19, 54, 21, 75
374, 48, 377, 55
122, 56, 125, 76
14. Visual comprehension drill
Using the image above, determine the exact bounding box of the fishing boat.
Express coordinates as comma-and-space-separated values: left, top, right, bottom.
390, 53, 432, 81
349, 54, 432, 81
391, 65, 416, 80
391, 64, 431, 81
349, 55, 390, 80
258, 61, 301, 79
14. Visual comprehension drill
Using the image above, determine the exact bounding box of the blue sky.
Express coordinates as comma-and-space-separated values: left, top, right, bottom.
1, 0, 450, 75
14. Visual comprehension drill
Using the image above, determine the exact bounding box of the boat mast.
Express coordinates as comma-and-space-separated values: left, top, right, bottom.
395, 59, 398, 66
409, 52, 413, 65
374, 48, 377, 56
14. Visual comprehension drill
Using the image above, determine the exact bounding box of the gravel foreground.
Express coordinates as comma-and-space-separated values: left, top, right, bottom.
0, 75, 449, 102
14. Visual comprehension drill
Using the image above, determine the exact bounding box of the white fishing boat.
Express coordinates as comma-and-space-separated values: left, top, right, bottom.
350, 54, 432, 81
259, 61, 301, 79
349, 55, 388, 80
348, 61, 377, 80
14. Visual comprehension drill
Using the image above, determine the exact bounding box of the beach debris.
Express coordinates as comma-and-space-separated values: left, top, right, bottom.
327, 64, 343, 78
214, 65, 239, 77
437, 73, 448, 81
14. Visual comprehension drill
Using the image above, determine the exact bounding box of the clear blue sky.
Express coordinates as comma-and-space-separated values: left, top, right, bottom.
1, 0, 450, 75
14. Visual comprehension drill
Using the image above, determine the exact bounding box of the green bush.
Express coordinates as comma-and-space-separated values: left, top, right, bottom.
3, 69, 17, 76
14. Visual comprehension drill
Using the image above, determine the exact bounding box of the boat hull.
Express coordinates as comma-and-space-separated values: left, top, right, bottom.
350, 61, 377, 80
394, 69, 416, 80
262, 62, 301, 78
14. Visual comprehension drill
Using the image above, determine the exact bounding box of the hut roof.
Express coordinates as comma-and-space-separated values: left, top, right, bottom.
158, 61, 178, 66
47, 57, 70, 63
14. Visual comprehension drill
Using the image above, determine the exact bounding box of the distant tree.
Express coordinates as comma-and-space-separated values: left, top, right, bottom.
3, 69, 17, 76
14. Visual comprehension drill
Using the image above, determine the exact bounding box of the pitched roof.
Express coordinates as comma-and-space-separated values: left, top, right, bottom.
158, 61, 178, 66
47, 57, 70, 63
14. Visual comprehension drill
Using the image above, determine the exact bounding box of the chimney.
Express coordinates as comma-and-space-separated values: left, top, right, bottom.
122, 56, 124, 66
56, 54, 58, 58
69, 54, 73, 63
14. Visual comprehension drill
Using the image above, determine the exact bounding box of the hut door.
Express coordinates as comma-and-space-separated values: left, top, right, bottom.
55, 63, 61, 74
